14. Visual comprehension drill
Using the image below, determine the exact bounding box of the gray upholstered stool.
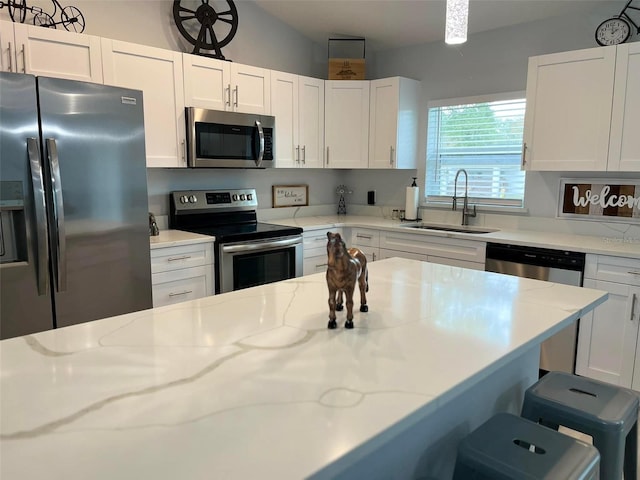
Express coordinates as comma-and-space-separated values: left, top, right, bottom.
521, 371, 638, 480
452, 412, 600, 479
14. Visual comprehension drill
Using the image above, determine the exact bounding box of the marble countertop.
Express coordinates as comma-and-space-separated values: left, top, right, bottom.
149, 229, 214, 250
271, 215, 640, 259
0, 258, 607, 479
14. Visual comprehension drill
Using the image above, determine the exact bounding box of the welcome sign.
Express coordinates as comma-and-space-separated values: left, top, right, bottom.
559, 179, 640, 222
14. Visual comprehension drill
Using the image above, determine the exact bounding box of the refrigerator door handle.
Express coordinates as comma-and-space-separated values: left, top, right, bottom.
45, 138, 67, 293
27, 138, 49, 296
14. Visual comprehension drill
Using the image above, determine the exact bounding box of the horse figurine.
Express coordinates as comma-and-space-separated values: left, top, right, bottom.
325, 231, 369, 329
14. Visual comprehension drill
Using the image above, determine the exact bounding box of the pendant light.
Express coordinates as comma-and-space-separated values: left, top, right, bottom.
445, 0, 469, 44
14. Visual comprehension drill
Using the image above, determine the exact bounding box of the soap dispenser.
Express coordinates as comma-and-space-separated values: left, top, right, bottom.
405, 177, 419, 221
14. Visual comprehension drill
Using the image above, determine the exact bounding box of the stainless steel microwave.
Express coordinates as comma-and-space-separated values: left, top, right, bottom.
186, 107, 275, 168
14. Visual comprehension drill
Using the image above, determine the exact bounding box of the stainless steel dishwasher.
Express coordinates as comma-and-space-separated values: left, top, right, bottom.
485, 243, 585, 374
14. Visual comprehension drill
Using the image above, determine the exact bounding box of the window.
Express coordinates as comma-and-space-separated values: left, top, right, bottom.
426, 93, 526, 207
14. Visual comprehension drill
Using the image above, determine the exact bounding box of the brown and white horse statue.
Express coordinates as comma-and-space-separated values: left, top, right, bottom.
325, 231, 369, 329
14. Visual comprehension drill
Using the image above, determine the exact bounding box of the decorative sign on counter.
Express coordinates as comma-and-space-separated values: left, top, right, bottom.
559, 179, 640, 222
272, 185, 309, 208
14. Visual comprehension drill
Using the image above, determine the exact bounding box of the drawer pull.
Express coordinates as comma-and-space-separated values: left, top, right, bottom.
356, 234, 373, 240
167, 255, 192, 262
315, 263, 328, 268
631, 293, 637, 322
169, 290, 193, 297
628, 271, 640, 276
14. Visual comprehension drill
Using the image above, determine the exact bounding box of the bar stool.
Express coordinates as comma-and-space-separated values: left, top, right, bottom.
452, 412, 600, 479
521, 371, 638, 480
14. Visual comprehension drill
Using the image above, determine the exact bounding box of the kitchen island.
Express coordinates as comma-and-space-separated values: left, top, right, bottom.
0, 258, 607, 479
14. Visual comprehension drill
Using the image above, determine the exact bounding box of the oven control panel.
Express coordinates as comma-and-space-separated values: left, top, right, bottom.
171, 189, 258, 211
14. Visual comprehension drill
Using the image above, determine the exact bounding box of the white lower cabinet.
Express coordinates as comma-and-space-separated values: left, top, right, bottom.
150, 241, 215, 307
576, 254, 640, 390
350, 228, 380, 263
379, 230, 486, 270
303, 228, 341, 276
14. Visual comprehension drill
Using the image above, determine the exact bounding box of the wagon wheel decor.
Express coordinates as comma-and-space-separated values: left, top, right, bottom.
173, 0, 238, 60
0, 0, 85, 33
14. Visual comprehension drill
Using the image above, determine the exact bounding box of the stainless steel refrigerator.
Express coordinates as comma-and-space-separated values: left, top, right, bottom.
0, 73, 152, 339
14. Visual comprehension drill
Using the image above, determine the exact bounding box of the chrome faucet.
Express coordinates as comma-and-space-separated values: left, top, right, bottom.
452, 169, 476, 226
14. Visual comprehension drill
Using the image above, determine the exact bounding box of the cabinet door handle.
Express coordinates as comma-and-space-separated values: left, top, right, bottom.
21, 44, 26, 73
233, 85, 238, 107
225, 84, 231, 107
181, 139, 186, 162
326, 146, 329, 165
521, 142, 527, 168
167, 255, 192, 262
302, 145, 306, 164
7, 42, 13, 72
169, 290, 193, 297
390, 145, 395, 165
631, 293, 637, 322
295, 145, 300, 163
372, 252, 376, 261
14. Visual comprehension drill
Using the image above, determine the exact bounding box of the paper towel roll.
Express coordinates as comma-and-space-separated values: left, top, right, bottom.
405, 186, 419, 221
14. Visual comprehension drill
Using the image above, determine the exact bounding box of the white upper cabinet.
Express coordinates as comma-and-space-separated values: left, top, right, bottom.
368, 77, 420, 169
523, 46, 615, 171
324, 80, 370, 169
231, 63, 270, 114
298, 76, 324, 168
101, 39, 186, 168
271, 70, 299, 167
271, 71, 324, 168
182, 55, 270, 114
1, 21, 102, 82
0, 21, 17, 73
183, 54, 229, 111
609, 42, 640, 172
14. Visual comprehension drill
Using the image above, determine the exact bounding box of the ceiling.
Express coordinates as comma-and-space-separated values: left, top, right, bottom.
252, 0, 616, 51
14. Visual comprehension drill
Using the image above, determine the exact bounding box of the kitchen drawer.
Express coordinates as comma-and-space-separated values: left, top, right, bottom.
303, 228, 341, 254
379, 230, 486, 265
428, 256, 485, 271
585, 254, 640, 286
150, 242, 214, 274
303, 254, 328, 276
351, 228, 379, 248
152, 265, 213, 307
379, 248, 428, 262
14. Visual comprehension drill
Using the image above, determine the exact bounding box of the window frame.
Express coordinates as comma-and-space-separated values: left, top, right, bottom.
424, 91, 527, 209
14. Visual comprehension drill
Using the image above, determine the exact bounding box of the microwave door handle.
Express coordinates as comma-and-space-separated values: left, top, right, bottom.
27, 138, 49, 295
255, 120, 264, 167
45, 138, 67, 293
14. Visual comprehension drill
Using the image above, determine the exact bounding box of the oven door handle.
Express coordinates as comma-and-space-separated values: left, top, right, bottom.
254, 120, 265, 167
221, 235, 302, 254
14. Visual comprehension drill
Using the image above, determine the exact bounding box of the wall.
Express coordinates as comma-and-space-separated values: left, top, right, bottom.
3, 2, 638, 234
1, 0, 327, 77
369, 6, 640, 225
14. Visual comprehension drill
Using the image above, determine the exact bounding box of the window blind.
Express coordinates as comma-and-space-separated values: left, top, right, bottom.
426, 97, 526, 207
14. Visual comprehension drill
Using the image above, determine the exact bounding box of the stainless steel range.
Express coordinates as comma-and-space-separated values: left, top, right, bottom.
169, 189, 303, 294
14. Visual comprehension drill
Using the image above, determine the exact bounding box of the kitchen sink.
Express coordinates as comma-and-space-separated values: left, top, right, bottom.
401, 223, 499, 234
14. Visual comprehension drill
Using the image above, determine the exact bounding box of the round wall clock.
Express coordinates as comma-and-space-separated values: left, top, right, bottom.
595, 17, 632, 46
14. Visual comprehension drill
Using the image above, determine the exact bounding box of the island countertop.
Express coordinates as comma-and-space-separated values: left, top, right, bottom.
0, 258, 607, 479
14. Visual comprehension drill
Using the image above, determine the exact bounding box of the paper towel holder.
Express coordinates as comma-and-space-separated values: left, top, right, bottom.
404, 177, 421, 222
